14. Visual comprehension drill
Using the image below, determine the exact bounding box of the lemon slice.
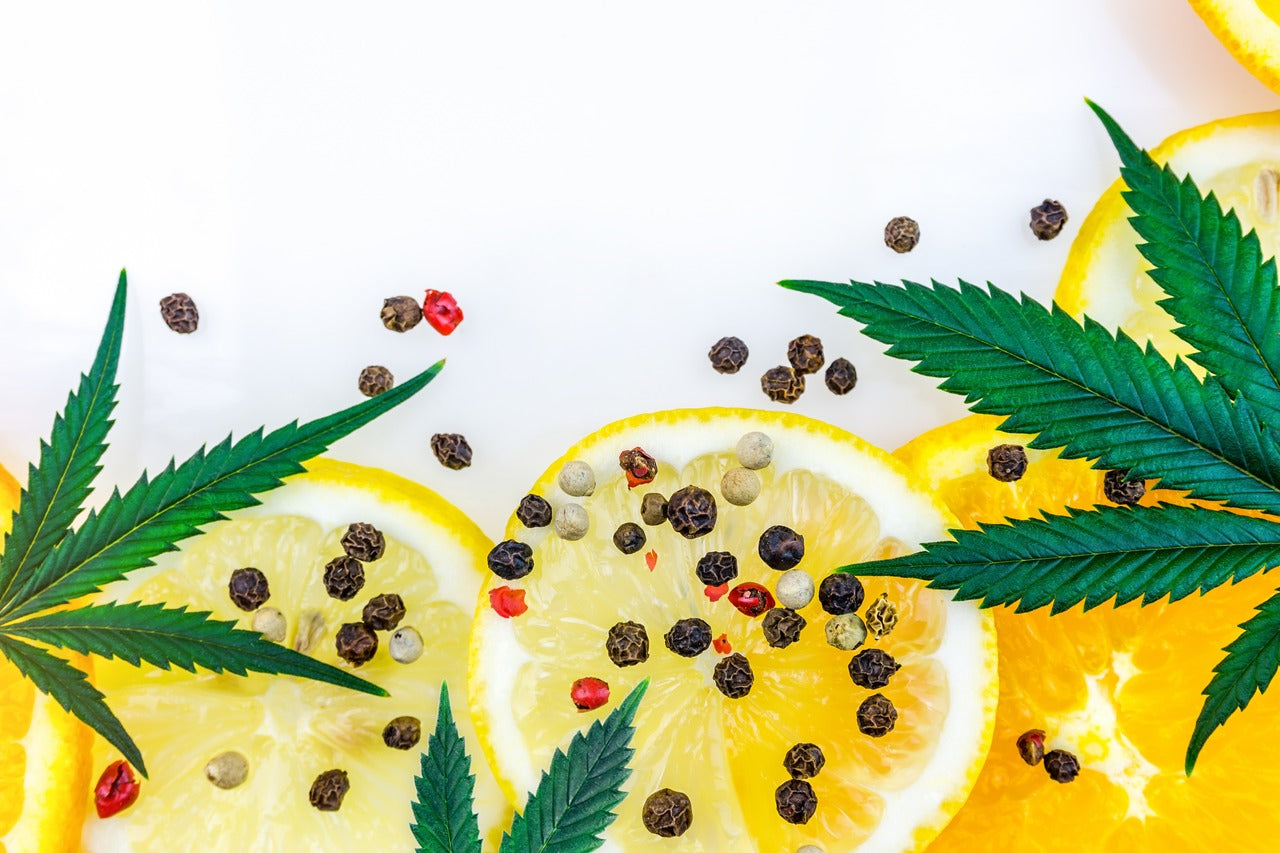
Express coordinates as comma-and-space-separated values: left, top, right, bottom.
79, 458, 505, 851
470, 408, 997, 852
1189, 0, 1280, 95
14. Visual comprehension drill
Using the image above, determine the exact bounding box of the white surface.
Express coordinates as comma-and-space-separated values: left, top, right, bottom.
0, 0, 1275, 540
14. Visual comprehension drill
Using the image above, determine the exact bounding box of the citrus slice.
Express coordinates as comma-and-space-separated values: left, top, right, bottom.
0, 462, 94, 853
78, 458, 505, 851
896, 414, 1280, 849
469, 408, 997, 851
1189, 0, 1280, 96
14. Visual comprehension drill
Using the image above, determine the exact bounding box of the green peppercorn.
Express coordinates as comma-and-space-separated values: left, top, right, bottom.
847, 648, 901, 690
381, 715, 422, 750
361, 593, 406, 631
430, 433, 473, 470
695, 551, 739, 586
323, 556, 366, 601
775, 779, 818, 824
758, 525, 804, 570
667, 486, 717, 538
335, 622, 378, 666
613, 523, 646, 555
341, 522, 385, 561
708, 336, 750, 374
1029, 199, 1069, 241
884, 216, 920, 253
228, 567, 270, 612
309, 769, 350, 811
516, 494, 553, 528
204, 750, 249, 789
358, 365, 394, 398
664, 618, 712, 657
381, 295, 423, 332
487, 540, 535, 580
642, 788, 693, 837
856, 693, 897, 737
713, 652, 754, 698
640, 492, 668, 526
987, 444, 1028, 482
783, 742, 826, 779
1043, 748, 1081, 783
787, 334, 825, 375
762, 607, 806, 648
251, 607, 287, 643
1104, 469, 1146, 505
824, 613, 867, 651
159, 292, 199, 334
761, 365, 805, 404
606, 621, 649, 667
824, 357, 858, 395
865, 592, 899, 639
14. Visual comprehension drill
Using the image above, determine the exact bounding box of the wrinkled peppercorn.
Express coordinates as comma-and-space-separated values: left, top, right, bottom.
819, 573, 865, 615
1017, 729, 1046, 766
695, 551, 739, 586
1043, 749, 1081, 783
762, 607, 806, 648
642, 788, 693, 837
515, 494, 553, 528
1030, 199, 1069, 241
341, 522, 385, 562
761, 365, 805, 404
713, 652, 754, 698
775, 779, 818, 825
358, 365, 394, 398
1104, 469, 1146, 505
382, 715, 422, 750
606, 621, 649, 667
228, 567, 270, 612
323, 556, 366, 601
824, 357, 858, 395
613, 522, 647, 554
487, 540, 534, 580
987, 444, 1028, 482
884, 216, 920, 253
856, 693, 897, 737
758, 525, 804, 570
784, 743, 826, 779
708, 336, 750, 374
309, 769, 350, 811
335, 622, 378, 666
664, 618, 712, 657
825, 613, 868, 651
430, 433, 472, 470
847, 648, 901, 689
667, 486, 717, 538
865, 592, 899, 639
640, 492, 668, 526
787, 334, 825, 375
159, 292, 199, 333
619, 447, 658, 489
380, 295, 423, 332
361, 593, 406, 631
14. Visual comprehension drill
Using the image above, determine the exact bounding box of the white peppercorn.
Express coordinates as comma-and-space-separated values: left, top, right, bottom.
389, 626, 424, 664
555, 503, 590, 541
776, 570, 815, 610
736, 432, 773, 470
558, 461, 596, 497
720, 467, 761, 506
251, 607, 287, 643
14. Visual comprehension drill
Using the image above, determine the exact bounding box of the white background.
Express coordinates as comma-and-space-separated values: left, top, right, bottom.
0, 0, 1275, 538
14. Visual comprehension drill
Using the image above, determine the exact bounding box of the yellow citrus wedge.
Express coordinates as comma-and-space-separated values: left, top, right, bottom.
1189, 0, 1280, 95
78, 458, 505, 851
470, 408, 997, 851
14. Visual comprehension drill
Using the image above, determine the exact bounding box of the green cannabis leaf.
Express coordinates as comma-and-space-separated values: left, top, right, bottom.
411, 683, 482, 853
782, 102, 1280, 773
0, 272, 443, 776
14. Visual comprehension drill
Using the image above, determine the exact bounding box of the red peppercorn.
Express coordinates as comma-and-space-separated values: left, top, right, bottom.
422, 289, 464, 335
571, 676, 610, 711
619, 447, 658, 489
489, 586, 528, 618
94, 760, 140, 818
713, 633, 732, 654
727, 582, 775, 617
1017, 729, 1046, 766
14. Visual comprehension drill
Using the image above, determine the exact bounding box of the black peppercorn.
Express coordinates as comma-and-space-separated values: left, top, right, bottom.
856, 693, 898, 737
787, 334, 825, 375
487, 540, 535, 580
309, 769, 350, 811
612, 523, 646, 555
884, 216, 920, 253
381, 295, 423, 332
708, 336, 750, 375
640, 492, 668, 526
987, 444, 1028, 483
323, 556, 366, 601
758, 525, 804, 570
335, 622, 378, 666
159, 292, 199, 333
762, 607, 806, 649
819, 573, 865, 615
664, 618, 712, 657
847, 648, 901, 690
358, 365, 394, 398
1104, 469, 1146, 505
606, 621, 649, 667
341, 522, 385, 562
784, 742, 826, 779
695, 551, 738, 586
228, 567, 270, 612
641, 788, 693, 837
516, 494, 553, 528
1043, 748, 1081, 783
713, 652, 754, 698
381, 715, 422, 749
667, 486, 717, 539
824, 357, 858, 395
430, 433, 472, 470
774, 779, 817, 825
619, 447, 658, 488
1030, 199, 1069, 241
761, 365, 805, 404
362, 593, 406, 631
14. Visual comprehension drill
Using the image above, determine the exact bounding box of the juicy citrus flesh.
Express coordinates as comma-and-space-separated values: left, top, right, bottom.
79, 458, 505, 851
470, 409, 997, 852
1189, 0, 1280, 95
897, 415, 1280, 851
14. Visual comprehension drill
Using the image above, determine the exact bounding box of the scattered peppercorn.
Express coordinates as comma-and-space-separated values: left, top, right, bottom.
382, 716, 422, 750
762, 607, 806, 648
619, 447, 658, 489
884, 215, 920, 253
847, 648, 901, 689
728, 582, 775, 617
516, 494, 553, 528
554, 503, 590, 540
340, 522, 386, 562
640, 492, 669, 525
422, 289, 464, 335
571, 676, 611, 711
776, 569, 815, 610
713, 652, 754, 698
159, 292, 199, 334
986, 444, 1029, 482
309, 769, 350, 812
228, 567, 270, 612
664, 617, 713, 657
558, 460, 596, 496
94, 760, 141, 818
335, 622, 378, 666
787, 334, 825, 375
775, 779, 818, 825
736, 431, 774, 470
667, 485, 717, 538
606, 621, 649, 667
204, 751, 249, 790
487, 540, 535, 580
761, 365, 805, 404
361, 593, 406, 631
824, 613, 868, 651
720, 467, 761, 506
695, 551, 739, 586
1043, 749, 1081, 783
856, 693, 898, 737
818, 573, 864, 615
713, 633, 732, 654
784, 742, 826, 779
865, 593, 899, 639
430, 432, 473, 470
708, 336, 750, 374
293, 610, 325, 654
489, 586, 529, 618
358, 365, 394, 398
1104, 469, 1146, 505
1029, 199, 1069, 241
759, 525, 804, 570
389, 626, 424, 664
642, 788, 693, 837
824, 357, 858, 395
1017, 729, 1046, 766
252, 607, 287, 643
323, 556, 366, 601
613, 522, 647, 554
380, 295, 423, 332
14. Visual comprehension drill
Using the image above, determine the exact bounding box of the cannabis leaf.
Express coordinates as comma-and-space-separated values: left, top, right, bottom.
0, 272, 443, 776
412, 682, 482, 853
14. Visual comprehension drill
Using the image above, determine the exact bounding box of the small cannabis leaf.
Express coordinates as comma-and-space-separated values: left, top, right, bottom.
782, 102, 1280, 773
411, 683, 482, 853
0, 273, 443, 776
